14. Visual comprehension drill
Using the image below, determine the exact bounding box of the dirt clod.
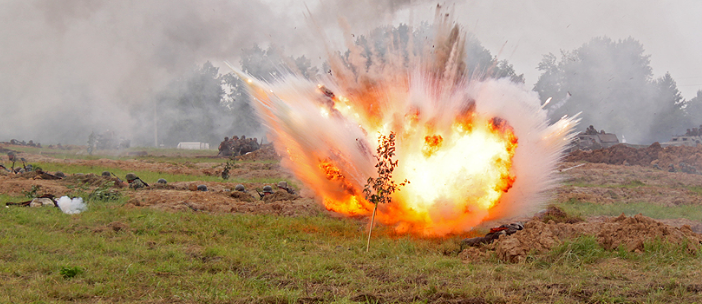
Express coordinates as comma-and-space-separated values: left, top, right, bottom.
566, 142, 702, 172
108, 221, 129, 232
262, 191, 299, 203
468, 214, 702, 263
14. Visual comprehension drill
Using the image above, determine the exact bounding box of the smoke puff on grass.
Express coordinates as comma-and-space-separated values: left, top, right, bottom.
57, 196, 87, 215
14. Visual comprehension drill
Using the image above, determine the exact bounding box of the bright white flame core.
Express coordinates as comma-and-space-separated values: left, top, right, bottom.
229, 17, 578, 236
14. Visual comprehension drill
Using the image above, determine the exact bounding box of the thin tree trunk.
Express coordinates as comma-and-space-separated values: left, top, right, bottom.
366, 202, 379, 252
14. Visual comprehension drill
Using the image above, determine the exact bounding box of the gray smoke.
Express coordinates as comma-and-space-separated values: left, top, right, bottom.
0, 0, 437, 146
4, 1, 698, 146
0, 0, 298, 145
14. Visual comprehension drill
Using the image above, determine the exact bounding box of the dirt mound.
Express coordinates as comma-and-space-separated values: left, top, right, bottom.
230, 191, 258, 202
125, 189, 322, 217
471, 214, 702, 263
262, 191, 299, 203
62, 174, 125, 188
599, 214, 702, 252
566, 143, 702, 171
0, 176, 71, 197
236, 144, 279, 161
11, 171, 40, 179
534, 206, 584, 224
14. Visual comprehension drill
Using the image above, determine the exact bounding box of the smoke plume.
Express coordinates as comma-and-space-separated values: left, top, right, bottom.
57, 196, 87, 214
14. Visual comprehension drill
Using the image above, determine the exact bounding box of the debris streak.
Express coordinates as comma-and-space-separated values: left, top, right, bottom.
232, 12, 578, 236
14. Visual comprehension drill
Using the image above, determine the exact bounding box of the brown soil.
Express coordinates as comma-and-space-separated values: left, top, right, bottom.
0, 175, 71, 197
5, 149, 286, 180
566, 142, 702, 170
535, 206, 584, 224
556, 162, 702, 206
235, 143, 279, 161
124, 189, 322, 217
469, 214, 702, 263
262, 190, 300, 203
62, 174, 126, 188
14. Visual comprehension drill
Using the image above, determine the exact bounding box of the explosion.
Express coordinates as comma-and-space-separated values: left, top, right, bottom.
230, 13, 577, 236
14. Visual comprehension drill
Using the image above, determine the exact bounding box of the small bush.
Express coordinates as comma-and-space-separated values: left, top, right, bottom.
60, 266, 82, 279
22, 185, 41, 199
88, 181, 121, 202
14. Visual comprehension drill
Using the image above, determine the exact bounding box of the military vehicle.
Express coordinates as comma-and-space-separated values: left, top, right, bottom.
661, 126, 702, 147
570, 125, 620, 151
661, 135, 702, 147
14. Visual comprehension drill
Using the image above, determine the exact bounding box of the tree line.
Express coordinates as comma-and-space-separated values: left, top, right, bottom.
151, 25, 698, 146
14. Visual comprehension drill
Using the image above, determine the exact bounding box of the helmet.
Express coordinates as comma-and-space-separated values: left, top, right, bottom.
263, 185, 273, 193
235, 184, 245, 192
101, 171, 111, 178
197, 185, 207, 191
157, 178, 167, 184
277, 181, 288, 188
125, 173, 137, 181
55, 171, 65, 178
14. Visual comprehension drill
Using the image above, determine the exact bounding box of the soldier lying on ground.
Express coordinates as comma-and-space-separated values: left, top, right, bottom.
125, 173, 148, 189
276, 181, 295, 195
6, 194, 56, 207
461, 223, 524, 247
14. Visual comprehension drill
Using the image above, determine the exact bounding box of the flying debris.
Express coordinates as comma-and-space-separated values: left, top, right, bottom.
230, 12, 578, 236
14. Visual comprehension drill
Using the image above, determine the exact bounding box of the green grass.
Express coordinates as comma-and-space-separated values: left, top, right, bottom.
557, 199, 702, 222
1, 202, 701, 303
685, 185, 702, 195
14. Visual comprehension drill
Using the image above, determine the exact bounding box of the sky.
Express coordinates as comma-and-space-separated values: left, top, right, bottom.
1, 0, 701, 145
447, 0, 702, 99
289, 0, 702, 99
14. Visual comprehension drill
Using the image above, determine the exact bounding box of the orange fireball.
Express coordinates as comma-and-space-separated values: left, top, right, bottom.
230, 15, 577, 236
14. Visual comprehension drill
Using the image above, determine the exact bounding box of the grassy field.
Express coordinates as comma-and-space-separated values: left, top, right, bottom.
559, 199, 702, 222
2, 153, 702, 303
2, 197, 702, 304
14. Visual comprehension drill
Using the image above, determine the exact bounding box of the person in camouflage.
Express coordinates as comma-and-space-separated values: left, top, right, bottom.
218, 137, 233, 157
276, 181, 295, 194
126, 173, 148, 189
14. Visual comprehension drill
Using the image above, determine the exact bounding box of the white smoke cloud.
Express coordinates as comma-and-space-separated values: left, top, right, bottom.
56, 196, 87, 214
0, 0, 304, 145
4, 0, 698, 146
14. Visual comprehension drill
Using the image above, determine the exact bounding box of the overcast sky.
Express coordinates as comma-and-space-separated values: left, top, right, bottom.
1, 0, 701, 144
449, 0, 702, 99
286, 0, 702, 99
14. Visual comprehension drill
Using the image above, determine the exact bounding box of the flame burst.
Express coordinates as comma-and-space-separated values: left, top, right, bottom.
230, 14, 577, 236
